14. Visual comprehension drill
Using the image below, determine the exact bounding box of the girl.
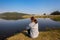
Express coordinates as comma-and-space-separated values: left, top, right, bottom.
28, 17, 39, 38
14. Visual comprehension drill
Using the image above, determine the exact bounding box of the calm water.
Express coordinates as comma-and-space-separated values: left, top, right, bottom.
0, 18, 60, 39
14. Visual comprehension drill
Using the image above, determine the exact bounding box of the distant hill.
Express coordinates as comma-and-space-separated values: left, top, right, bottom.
0, 12, 30, 19
50, 11, 60, 15
1, 12, 29, 16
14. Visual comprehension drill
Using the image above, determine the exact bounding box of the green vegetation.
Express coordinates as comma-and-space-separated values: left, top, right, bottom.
0, 11, 60, 21
49, 15, 60, 21
6, 29, 60, 40
50, 11, 60, 15
0, 11, 60, 19
0, 12, 29, 20
22, 10, 60, 18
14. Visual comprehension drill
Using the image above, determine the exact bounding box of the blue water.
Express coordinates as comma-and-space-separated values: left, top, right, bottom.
0, 18, 60, 39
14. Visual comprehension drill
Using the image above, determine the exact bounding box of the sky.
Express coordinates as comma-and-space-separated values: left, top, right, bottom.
0, 0, 60, 15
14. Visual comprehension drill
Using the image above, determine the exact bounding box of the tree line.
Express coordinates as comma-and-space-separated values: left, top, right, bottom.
43, 11, 60, 15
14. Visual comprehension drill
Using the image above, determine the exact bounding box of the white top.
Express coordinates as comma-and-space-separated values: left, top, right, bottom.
29, 22, 39, 38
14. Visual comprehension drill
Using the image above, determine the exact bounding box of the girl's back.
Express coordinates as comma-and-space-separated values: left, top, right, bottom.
29, 22, 39, 38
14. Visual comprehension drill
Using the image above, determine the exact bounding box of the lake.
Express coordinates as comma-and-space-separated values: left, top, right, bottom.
0, 18, 60, 39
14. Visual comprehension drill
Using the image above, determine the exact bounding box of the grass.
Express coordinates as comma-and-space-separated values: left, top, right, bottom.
22, 15, 60, 18
50, 16, 60, 21
6, 30, 60, 40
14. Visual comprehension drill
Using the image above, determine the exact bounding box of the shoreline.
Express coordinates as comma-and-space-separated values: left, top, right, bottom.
6, 29, 60, 40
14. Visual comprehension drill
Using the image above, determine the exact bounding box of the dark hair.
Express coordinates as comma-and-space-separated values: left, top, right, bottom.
31, 16, 35, 20
34, 19, 38, 24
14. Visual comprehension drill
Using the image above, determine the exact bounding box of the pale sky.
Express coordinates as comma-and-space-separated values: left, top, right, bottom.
0, 0, 60, 15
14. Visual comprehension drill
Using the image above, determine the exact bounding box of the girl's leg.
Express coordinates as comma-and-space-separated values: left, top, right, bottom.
28, 29, 30, 36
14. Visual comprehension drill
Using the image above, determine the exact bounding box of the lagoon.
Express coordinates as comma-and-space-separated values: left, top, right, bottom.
0, 18, 60, 39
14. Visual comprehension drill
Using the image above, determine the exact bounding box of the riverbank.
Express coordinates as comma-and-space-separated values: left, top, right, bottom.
6, 29, 60, 40
0, 15, 60, 20
22, 15, 60, 18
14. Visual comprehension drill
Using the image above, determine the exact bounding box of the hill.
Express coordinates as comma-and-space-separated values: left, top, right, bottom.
0, 12, 30, 19
50, 11, 60, 15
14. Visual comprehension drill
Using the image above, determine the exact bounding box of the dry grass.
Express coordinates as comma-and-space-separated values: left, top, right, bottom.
6, 30, 60, 40
22, 15, 60, 18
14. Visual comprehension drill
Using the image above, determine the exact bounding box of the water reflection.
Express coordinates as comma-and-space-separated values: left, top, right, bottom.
0, 18, 30, 40
0, 18, 60, 40
50, 18, 60, 21
0, 18, 21, 20
37, 18, 60, 30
